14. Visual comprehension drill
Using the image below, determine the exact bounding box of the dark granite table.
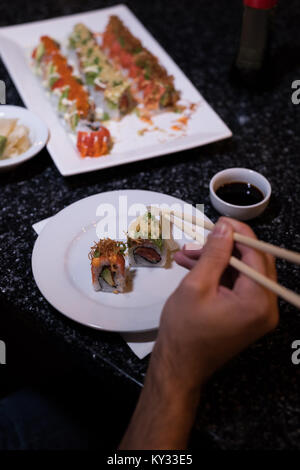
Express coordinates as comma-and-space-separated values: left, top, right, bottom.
0, 0, 299, 450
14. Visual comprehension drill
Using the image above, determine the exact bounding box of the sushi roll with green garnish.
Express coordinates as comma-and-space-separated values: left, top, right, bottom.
127, 212, 167, 267
69, 23, 136, 119
89, 238, 127, 293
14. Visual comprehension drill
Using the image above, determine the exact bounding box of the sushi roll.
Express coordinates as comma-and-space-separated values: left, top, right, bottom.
89, 238, 126, 292
76, 121, 112, 157
102, 16, 180, 110
127, 212, 167, 267
32, 36, 96, 132
32, 36, 113, 156
69, 23, 136, 120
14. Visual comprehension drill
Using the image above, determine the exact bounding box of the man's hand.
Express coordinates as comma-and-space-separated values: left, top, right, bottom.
157, 217, 279, 391
120, 217, 279, 449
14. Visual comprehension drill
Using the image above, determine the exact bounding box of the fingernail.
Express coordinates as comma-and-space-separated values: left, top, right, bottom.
212, 221, 229, 237
185, 242, 203, 250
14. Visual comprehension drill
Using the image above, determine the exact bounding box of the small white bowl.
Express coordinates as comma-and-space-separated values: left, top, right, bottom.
0, 105, 48, 172
209, 168, 271, 221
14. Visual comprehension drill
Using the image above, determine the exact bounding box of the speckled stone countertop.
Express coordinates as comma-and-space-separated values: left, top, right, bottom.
0, 0, 300, 450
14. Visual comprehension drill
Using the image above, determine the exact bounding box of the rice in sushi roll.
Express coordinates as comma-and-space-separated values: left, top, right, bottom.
127, 212, 167, 267
89, 238, 126, 292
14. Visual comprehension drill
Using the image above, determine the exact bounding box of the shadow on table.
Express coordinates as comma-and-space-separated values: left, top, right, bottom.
122, 329, 158, 344
0, 299, 140, 449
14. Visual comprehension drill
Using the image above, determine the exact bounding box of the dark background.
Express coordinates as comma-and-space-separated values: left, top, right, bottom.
0, 0, 300, 450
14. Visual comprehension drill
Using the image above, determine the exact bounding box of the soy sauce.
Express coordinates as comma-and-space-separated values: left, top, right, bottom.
216, 182, 264, 206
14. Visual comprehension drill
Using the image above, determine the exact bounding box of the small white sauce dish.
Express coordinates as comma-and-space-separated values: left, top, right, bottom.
209, 168, 271, 221
0, 105, 48, 172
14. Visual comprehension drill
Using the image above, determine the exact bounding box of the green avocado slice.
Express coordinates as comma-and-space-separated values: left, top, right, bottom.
0, 135, 7, 157
58, 87, 70, 112
36, 42, 45, 63
101, 267, 115, 286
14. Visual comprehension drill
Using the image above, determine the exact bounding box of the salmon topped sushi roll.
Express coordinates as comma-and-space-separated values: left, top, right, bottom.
32, 36, 98, 132
89, 238, 126, 292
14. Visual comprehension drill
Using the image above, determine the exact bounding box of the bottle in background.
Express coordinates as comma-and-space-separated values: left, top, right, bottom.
231, 0, 277, 88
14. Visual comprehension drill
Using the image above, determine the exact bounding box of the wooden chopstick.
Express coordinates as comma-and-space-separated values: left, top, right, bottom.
159, 211, 300, 309
158, 208, 300, 265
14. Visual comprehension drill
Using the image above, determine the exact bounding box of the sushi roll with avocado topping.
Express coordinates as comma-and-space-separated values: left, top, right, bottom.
127, 212, 167, 267
69, 23, 135, 119
32, 36, 97, 132
89, 238, 126, 292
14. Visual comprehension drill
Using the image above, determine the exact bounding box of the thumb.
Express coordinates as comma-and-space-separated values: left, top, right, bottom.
188, 218, 234, 290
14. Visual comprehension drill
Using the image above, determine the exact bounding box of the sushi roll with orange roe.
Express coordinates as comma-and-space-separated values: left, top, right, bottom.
89, 238, 126, 293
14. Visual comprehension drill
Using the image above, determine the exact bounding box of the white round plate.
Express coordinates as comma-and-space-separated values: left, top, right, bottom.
0, 105, 48, 171
32, 190, 211, 332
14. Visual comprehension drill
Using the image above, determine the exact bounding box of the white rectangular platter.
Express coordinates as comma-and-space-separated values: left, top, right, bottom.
0, 4, 232, 176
